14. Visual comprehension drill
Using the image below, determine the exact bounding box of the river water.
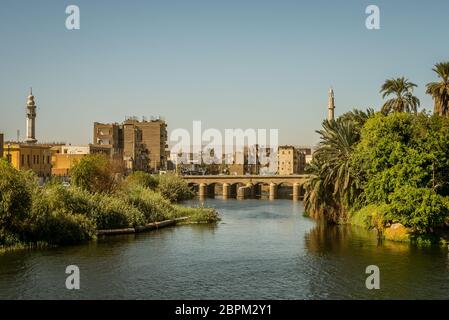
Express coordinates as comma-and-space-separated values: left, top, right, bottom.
1, 199, 449, 299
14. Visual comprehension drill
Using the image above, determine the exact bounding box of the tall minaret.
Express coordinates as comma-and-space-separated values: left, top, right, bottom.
328, 87, 335, 121
26, 88, 37, 143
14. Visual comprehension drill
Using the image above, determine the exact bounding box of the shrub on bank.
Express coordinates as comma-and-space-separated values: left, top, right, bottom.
124, 185, 175, 222
386, 186, 449, 233
0, 159, 218, 249
21, 183, 97, 244
172, 205, 220, 223
70, 154, 118, 193
0, 159, 33, 235
156, 174, 194, 202
90, 193, 145, 229
0, 229, 22, 247
26, 209, 96, 245
124, 171, 158, 190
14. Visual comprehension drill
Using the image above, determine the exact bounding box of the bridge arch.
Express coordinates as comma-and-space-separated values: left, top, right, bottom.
181, 175, 310, 200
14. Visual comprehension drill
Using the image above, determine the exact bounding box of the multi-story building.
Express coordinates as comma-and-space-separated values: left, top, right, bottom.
297, 146, 313, 164
51, 144, 111, 176
124, 117, 167, 171
93, 122, 123, 158
123, 121, 148, 171
277, 145, 305, 175
93, 117, 167, 172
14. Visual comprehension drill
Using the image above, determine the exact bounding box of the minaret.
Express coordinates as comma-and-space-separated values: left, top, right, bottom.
328, 87, 335, 121
26, 88, 37, 143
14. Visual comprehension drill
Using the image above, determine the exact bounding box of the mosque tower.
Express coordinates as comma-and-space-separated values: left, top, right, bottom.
328, 87, 335, 121
26, 88, 37, 143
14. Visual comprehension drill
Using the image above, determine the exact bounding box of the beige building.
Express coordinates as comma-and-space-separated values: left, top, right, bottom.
297, 147, 313, 164
122, 121, 147, 171
93, 122, 123, 158
93, 117, 167, 172
277, 145, 305, 175
124, 117, 167, 171
51, 144, 112, 176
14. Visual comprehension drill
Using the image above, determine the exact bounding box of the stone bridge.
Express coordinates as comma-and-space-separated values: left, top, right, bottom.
181, 175, 310, 200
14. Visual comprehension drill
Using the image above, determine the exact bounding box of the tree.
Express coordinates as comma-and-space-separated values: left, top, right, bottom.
0, 159, 33, 235
157, 174, 194, 202
380, 77, 420, 114
303, 159, 336, 221
426, 62, 449, 116
124, 171, 158, 190
70, 154, 117, 193
351, 113, 449, 232
304, 109, 372, 222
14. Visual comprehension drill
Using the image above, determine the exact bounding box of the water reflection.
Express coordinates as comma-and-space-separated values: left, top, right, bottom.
304, 223, 449, 299
1, 200, 449, 299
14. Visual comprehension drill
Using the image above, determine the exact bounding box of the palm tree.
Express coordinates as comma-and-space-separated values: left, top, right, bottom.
339, 108, 375, 132
304, 112, 370, 222
380, 77, 420, 114
426, 62, 449, 116
315, 119, 360, 203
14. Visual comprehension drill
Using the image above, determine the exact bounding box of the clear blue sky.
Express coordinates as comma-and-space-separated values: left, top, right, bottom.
1, 0, 448, 146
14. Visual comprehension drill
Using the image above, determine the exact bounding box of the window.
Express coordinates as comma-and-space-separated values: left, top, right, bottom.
47, 156, 50, 164
21, 155, 24, 166
27, 155, 30, 165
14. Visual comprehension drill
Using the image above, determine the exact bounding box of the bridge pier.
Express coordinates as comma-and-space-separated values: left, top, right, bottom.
293, 183, 301, 201
207, 184, 215, 198
199, 183, 207, 198
269, 183, 278, 200
237, 186, 249, 200
246, 183, 255, 199
222, 183, 230, 199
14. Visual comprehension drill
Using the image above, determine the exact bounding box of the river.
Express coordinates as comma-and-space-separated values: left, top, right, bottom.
1, 199, 449, 299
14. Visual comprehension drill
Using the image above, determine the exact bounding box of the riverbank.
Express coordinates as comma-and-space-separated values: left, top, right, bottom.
0, 159, 220, 252
349, 207, 449, 246
303, 111, 449, 246
97, 216, 189, 236
0, 214, 219, 254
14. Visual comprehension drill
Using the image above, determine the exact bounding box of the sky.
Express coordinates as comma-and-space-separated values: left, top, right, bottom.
0, 0, 448, 146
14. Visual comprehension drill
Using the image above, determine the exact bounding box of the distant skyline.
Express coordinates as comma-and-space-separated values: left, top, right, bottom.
1, 0, 449, 146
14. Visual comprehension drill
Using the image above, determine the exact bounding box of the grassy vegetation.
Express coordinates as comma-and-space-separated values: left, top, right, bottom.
0, 156, 219, 251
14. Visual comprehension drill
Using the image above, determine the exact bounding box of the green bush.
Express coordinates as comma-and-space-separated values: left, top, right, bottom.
0, 229, 22, 247
26, 209, 96, 245
124, 171, 158, 190
21, 183, 96, 244
350, 204, 389, 230
125, 186, 175, 222
65, 186, 97, 215
90, 193, 145, 229
172, 205, 220, 223
70, 154, 118, 193
386, 186, 449, 232
0, 159, 217, 249
156, 174, 194, 202
0, 159, 33, 234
